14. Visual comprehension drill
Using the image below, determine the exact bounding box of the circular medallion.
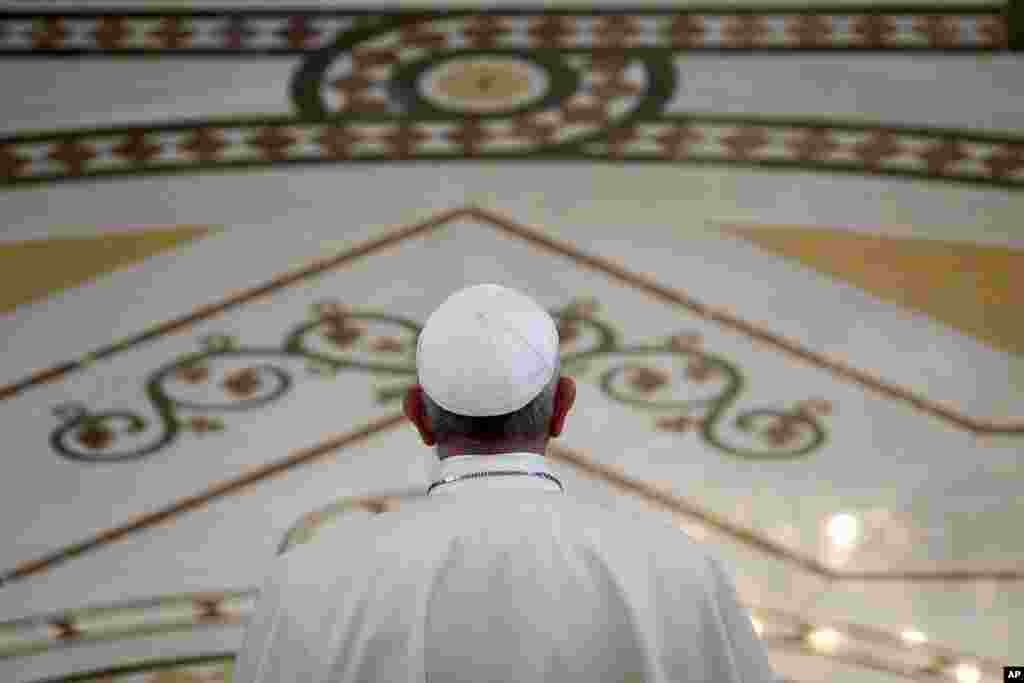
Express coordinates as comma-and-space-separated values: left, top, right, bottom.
418, 56, 549, 114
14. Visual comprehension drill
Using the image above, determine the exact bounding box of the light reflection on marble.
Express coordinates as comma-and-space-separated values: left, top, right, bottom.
809, 578, 1020, 663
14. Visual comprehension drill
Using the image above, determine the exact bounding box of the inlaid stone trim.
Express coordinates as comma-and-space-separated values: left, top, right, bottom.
1, 207, 1018, 431
1, 9, 1018, 192
2, 115, 1020, 191
1, 208, 1019, 591
0, 573, 1008, 681
0, 8, 1010, 56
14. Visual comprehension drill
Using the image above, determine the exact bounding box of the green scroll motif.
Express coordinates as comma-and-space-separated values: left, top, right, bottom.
50, 298, 829, 462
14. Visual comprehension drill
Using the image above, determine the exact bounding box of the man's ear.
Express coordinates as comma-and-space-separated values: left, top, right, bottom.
403, 385, 436, 446
549, 376, 576, 438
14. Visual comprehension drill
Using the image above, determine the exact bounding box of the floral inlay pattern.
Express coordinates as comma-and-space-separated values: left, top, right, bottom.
50, 297, 831, 462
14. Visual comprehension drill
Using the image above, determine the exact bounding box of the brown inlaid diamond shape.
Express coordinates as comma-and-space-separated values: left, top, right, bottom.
764, 415, 803, 446
798, 398, 834, 417
147, 16, 192, 49
48, 140, 96, 175
77, 424, 113, 450
720, 127, 770, 161
248, 127, 296, 161
112, 131, 163, 164
0, 145, 31, 178
851, 130, 905, 170
49, 620, 81, 640
982, 144, 1024, 179
462, 16, 508, 49
685, 357, 720, 383
654, 127, 704, 158
93, 16, 131, 49
668, 332, 703, 351
606, 126, 639, 159
589, 53, 629, 77
850, 15, 896, 48
917, 139, 969, 175
176, 365, 210, 384
913, 16, 961, 48
594, 16, 641, 47
316, 126, 366, 159
561, 98, 609, 125
723, 16, 770, 48
179, 129, 227, 162
786, 15, 832, 48
380, 125, 430, 158
977, 16, 1008, 48
370, 337, 405, 353
785, 128, 840, 162
627, 366, 670, 393
528, 16, 575, 48
665, 15, 705, 48
31, 17, 67, 49
194, 598, 223, 621
509, 114, 559, 145
324, 320, 364, 348
331, 73, 374, 99
222, 368, 262, 397
313, 300, 348, 319
189, 416, 222, 434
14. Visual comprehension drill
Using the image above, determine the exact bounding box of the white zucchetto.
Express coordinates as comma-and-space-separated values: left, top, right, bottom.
416, 283, 560, 417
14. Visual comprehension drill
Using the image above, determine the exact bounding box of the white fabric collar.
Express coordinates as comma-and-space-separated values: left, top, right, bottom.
428, 452, 564, 496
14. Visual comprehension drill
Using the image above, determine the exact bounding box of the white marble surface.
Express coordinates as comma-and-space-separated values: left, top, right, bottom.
0, 59, 298, 136
1, 19, 1021, 683
667, 55, 1024, 134
2, 207, 1019, 678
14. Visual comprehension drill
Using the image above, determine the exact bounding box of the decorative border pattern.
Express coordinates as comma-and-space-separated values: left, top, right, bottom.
0, 568, 1006, 681
0, 7, 1013, 56
1, 208, 1020, 589
0, 11, 379, 55
1, 207, 1017, 429
3, 115, 1022, 191
47, 298, 832, 463
2, 9, 1021, 192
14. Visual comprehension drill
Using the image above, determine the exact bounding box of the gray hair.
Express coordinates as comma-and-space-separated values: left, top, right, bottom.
421, 358, 561, 443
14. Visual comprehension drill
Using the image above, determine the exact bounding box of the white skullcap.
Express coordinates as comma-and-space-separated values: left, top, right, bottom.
416, 283, 560, 417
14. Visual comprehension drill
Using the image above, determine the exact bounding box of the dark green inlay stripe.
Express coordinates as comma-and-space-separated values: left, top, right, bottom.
655, 114, 1024, 143
1, 155, 1021, 192
0, 6, 1008, 17
33, 654, 233, 683
4, 113, 1021, 147
0, 46, 1010, 59
1009, 0, 1024, 48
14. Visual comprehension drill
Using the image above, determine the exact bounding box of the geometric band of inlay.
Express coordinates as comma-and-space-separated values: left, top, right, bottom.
0, 9, 1012, 55
2, 117, 1022, 190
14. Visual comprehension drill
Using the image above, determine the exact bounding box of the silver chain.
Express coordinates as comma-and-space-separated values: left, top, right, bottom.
427, 470, 564, 495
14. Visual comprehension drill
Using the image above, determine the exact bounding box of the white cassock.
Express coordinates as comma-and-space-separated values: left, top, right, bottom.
234, 453, 777, 683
